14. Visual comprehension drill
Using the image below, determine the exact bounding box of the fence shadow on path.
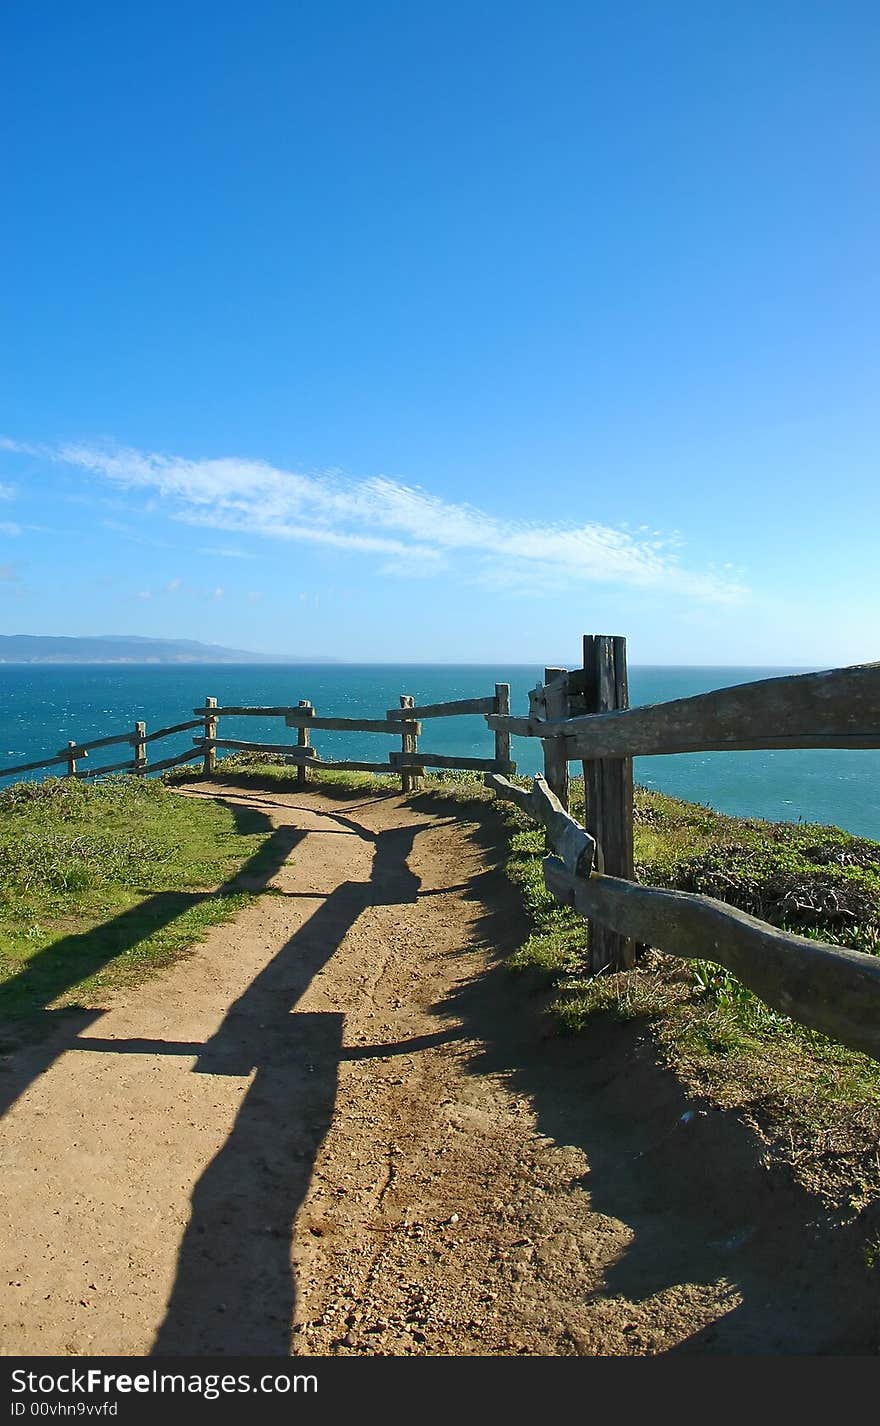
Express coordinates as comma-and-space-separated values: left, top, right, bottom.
417, 793, 880, 1357
147, 814, 424, 1354
0, 802, 300, 1120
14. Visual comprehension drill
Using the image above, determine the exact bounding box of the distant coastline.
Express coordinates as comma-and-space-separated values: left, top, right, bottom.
0, 633, 811, 671
0, 635, 337, 665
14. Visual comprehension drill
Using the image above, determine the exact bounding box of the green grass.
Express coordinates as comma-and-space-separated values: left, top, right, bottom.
0, 774, 273, 1037
169, 752, 403, 796
488, 779, 880, 1208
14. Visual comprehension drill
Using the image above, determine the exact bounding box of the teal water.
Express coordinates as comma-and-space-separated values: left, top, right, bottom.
0, 663, 877, 839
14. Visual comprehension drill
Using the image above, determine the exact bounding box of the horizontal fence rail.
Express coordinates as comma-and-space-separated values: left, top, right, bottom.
386, 696, 498, 720
143, 719, 205, 743
60, 731, 138, 757
0, 685, 515, 792
0, 751, 76, 779
391, 751, 515, 773
193, 706, 424, 735
141, 748, 206, 776
77, 747, 206, 779
486, 773, 597, 876
192, 705, 297, 718
486, 662, 880, 757
284, 714, 423, 735
542, 861, 880, 1063
487, 773, 880, 1063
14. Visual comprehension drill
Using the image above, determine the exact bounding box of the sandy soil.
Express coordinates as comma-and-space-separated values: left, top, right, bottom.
1, 781, 877, 1356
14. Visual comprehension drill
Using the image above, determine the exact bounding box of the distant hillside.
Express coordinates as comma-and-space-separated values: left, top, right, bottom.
0, 635, 334, 664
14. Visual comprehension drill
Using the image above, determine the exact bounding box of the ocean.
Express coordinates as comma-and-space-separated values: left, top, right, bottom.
0, 662, 877, 839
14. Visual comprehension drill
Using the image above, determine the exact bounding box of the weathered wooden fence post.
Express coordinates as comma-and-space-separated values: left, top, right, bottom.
494, 684, 511, 769
296, 699, 312, 789
134, 721, 147, 776
65, 741, 78, 778
542, 667, 570, 810
581, 635, 635, 973
399, 695, 419, 793
203, 697, 217, 777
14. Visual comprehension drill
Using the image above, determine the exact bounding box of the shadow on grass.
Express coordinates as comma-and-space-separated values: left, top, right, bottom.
0, 805, 301, 1117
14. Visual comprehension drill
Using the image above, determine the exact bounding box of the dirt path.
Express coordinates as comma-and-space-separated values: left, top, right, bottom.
1, 782, 877, 1356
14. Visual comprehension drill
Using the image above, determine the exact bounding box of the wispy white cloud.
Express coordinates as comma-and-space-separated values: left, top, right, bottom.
0, 437, 36, 456
0, 437, 749, 604
0, 483, 15, 501
0, 521, 21, 537
132, 576, 221, 601
100, 518, 176, 551
198, 545, 256, 560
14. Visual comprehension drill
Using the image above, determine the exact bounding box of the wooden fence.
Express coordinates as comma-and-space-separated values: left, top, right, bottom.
3, 642, 879, 1060
0, 719, 208, 783
0, 684, 515, 792
484, 635, 880, 1062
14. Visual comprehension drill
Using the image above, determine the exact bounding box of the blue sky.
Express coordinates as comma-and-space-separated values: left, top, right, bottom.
1, 1, 877, 665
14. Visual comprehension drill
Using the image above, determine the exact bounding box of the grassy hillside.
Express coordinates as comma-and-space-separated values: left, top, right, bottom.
0, 775, 273, 1041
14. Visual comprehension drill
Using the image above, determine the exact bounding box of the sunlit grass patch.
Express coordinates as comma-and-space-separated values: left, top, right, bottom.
0, 775, 273, 1034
